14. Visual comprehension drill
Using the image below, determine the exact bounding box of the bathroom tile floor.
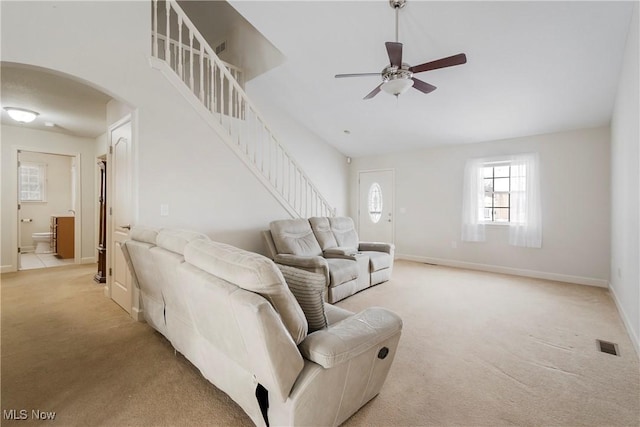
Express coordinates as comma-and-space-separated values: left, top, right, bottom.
20, 253, 75, 270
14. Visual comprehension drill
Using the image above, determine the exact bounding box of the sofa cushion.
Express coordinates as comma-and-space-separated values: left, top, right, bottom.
309, 217, 338, 250
363, 251, 392, 272
329, 217, 359, 251
130, 226, 159, 245
157, 229, 209, 255
270, 219, 323, 257
276, 264, 327, 333
326, 258, 359, 287
324, 304, 353, 326
184, 239, 308, 344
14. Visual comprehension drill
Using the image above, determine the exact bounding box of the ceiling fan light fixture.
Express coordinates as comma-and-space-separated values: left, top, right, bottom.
381, 78, 414, 96
4, 107, 39, 123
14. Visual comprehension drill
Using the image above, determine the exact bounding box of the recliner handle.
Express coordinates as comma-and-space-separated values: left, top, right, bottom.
378, 347, 389, 359
255, 383, 269, 427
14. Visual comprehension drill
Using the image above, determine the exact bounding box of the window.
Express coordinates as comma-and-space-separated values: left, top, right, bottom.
19, 162, 46, 202
368, 182, 383, 223
462, 154, 541, 248
482, 163, 524, 223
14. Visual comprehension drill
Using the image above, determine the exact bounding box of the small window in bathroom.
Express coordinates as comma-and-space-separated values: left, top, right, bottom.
19, 162, 47, 202
368, 182, 383, 223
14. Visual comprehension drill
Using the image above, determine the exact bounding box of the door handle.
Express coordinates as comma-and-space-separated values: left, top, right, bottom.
120, 224, 131, 230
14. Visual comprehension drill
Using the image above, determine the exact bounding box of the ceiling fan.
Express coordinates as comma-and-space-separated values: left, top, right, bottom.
335, 0, 467, 100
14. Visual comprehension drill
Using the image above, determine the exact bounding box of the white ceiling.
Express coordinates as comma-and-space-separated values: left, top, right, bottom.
1, 63, 110, 138
230, 1, 635, 158
1, 2, 632, 155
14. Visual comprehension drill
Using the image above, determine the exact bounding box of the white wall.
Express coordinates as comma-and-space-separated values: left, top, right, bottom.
1, 125, 96, 269
610, 3, 639, 353
106, 99, 134, 131
18, 151, 73, 249
350, 127, 611, 286
1, 1, 346, 258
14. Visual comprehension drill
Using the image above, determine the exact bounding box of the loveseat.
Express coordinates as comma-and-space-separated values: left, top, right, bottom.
122, 226, 402, 426
262, 217, 395, 303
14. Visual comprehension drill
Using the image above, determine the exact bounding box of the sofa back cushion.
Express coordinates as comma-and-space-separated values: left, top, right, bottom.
157, 229, 209, 255
130, 226, 159, 245
184, 239, 308, 344
329, 217, 360, 251
270, 219, 322, 257
309, 217, 338, 250
178, 262, 304, 402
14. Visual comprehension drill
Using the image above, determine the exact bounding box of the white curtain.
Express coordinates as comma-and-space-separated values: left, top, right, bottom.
461, 158, 486, 242
509, 153, 542, 248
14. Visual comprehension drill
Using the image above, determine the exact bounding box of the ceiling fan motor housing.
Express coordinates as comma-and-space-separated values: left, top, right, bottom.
382, 63, 413, 83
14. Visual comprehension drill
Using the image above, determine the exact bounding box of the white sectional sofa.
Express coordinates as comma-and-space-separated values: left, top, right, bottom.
122, 226, 402, 426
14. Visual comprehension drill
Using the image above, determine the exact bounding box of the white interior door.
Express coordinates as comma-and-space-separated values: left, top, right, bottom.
109, 119, 133, 314
358, 170, 394, 243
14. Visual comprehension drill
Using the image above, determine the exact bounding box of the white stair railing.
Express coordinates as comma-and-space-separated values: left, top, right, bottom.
151, 0, 335, 218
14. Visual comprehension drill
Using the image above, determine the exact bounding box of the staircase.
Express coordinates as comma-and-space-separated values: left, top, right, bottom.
150, 0, 335, 219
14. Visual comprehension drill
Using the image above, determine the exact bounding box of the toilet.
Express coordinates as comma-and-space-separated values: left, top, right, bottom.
32, 232, 52, 254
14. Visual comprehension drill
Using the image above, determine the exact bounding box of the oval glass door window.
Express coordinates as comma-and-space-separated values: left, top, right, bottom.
368, 183, 383, 223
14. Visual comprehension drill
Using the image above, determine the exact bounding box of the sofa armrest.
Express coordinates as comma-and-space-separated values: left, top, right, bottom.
323, 247, 366, 261
324, 246, 357, 256
274, 254, 329, 280
359, 242, 395, 254
299, 307, 402, 368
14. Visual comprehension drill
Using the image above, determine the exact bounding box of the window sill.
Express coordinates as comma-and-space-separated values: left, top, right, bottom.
482, 222, 510, 228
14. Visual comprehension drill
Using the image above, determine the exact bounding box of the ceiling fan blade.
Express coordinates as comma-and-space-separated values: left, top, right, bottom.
385, 42, 403, 67
411, 78, 437, 94
409, 53, 467, 74
363, 84, 383, 100
335, 72, 381, 78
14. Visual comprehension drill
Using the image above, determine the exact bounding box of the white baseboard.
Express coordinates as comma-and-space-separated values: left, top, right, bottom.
1, 265, 17, 273
395, 254, 609, 288
131, 306, 144, 322
80, 257, 97, 264
608, 284, 640, 358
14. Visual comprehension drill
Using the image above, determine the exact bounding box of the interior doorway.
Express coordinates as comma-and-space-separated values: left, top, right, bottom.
17, 150, 81, 270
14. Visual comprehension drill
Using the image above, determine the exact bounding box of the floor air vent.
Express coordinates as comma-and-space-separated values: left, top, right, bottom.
596, 339, 620, 356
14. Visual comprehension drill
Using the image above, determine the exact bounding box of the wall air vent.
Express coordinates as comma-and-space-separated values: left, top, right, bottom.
596, 339, 620, 356
215, 41, 227, 55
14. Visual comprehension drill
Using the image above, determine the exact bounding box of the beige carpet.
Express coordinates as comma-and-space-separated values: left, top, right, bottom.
1, 261, 638, 426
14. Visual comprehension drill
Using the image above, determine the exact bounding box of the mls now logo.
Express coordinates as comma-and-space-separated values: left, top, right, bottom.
3, 409, 28, 420
3, 409, 56, 420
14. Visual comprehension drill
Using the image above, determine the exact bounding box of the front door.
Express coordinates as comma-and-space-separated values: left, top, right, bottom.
109, 118, 133, 314
358, 169, 394, 243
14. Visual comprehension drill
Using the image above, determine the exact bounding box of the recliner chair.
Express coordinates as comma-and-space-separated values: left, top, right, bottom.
262, 216, 394, 303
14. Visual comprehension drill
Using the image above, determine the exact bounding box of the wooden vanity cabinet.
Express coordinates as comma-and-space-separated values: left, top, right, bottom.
51, 216, 74, 259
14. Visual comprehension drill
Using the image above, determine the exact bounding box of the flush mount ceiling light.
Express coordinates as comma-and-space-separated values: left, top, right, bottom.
4, 107, 39, 123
